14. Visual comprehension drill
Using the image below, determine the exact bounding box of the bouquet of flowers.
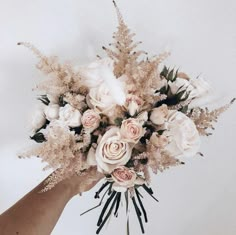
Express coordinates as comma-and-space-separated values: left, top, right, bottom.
19, 1, 234, 234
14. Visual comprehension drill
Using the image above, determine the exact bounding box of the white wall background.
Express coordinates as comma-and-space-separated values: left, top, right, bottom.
0, 0, 236, 234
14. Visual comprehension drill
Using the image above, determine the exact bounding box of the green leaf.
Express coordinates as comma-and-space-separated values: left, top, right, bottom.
160, 66, 168, 78
37, 95, 50, 105
179, 105, 189, 114
114, 117, 123, 126
157, 129, 166, 135
30, 132, 46, 143
159, 85, 167, 94
176, 90, 186, 101
173, 69, 179, 81
167, 69, 174, 81
180, 91, 191, 102
59, 95, 67, 107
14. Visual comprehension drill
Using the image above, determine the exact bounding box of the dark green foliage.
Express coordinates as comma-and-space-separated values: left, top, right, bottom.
179, 105, 189, 114
70, 126, 82, 135
58, 95, 67, 107
132, 196, 145, 234
37, 95, 50, 105
95, 182, 111, 199
30, 132, 46, 143
155, 89, 190, 107
135, 189, 148, 222
160, 66, 178, 82
35, 119, 50, 133
157, 129, 166, 135
114, 192, 121, 217
114, 117, 123, 126
96, 193, 120, 234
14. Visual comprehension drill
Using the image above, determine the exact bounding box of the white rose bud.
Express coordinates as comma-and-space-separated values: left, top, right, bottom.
81, 109, 101, 132
44, 104, 60, 121
150, 104, 168, 125
125, 95, 144, 116
31, 107, 46, 133
59, 104, 82, 128
88, 84, 117, 112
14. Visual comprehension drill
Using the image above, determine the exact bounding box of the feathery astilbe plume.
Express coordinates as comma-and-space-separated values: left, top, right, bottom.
103, 1, 145, 79
18, 42, 83, 95
63, 92, 88, 112
20, 124, 87, 190
146, 142, 181, 174
190, 98, 235, 136
104, 1, 169, 110
41, 156, 86, 192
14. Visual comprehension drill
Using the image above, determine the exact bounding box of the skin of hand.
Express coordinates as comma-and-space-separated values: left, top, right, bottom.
0, 167, 104, 235
65, 166, 104, 197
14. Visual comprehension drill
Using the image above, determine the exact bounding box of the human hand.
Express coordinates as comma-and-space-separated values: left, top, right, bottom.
64, 167, 104, 197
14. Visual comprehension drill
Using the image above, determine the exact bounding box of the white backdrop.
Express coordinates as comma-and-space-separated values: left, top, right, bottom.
0, 0, 236, 234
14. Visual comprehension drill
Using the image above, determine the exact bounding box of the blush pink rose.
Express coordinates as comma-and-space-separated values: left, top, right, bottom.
112, 166, 136, 189
95, 127, 132, 173
120, 118, 145, 143
81, 109, 101, 131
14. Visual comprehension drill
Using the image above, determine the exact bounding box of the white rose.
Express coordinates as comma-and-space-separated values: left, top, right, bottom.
80, 58, 126, 106
88, 84, 117, 113
120, 118, 146, 143
150, 104, 168, 125
81, 109, 101, 132
95, 127, 132, 173
164, 111, 200, 158
59, 104, 82, 127
44, 104, 60, 121
31, 106, 46, 133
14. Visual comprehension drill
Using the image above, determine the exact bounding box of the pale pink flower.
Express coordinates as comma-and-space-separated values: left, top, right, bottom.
95, 127, 132, 173
112, 166, 137, 191
120, 118, 146, 143
81, 109, 101, 132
